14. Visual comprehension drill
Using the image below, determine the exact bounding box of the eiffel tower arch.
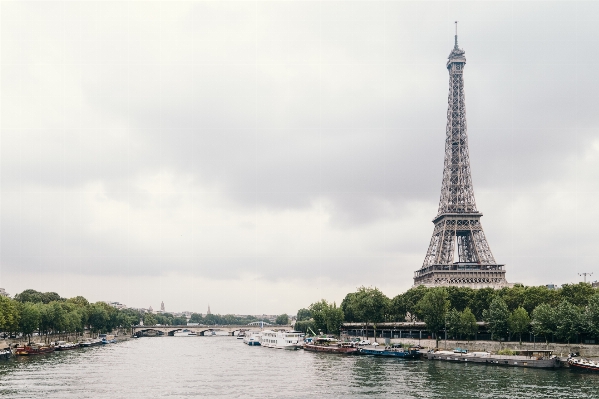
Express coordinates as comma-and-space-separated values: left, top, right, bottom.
413, 26, 509, 289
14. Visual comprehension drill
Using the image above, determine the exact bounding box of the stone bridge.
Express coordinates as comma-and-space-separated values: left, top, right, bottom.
132, 324, 292, 337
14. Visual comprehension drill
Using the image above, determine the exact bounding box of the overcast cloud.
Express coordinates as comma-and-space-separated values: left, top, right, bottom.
1, 1, 598, 314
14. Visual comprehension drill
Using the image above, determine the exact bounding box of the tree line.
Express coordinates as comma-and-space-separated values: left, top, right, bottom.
0, 289, 141, 343
295, 283, 599, 346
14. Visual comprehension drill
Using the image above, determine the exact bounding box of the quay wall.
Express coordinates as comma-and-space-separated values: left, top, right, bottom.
359, 337, 599, 357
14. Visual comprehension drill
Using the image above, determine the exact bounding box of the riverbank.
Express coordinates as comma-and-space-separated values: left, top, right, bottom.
364, 337, 599, 357
2, 330, 132, 347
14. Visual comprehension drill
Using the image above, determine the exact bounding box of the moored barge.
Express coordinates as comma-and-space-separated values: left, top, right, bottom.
568, 356, 599, 372
15, 343, 56, 356
426, 349, 560, 369
359, 345, 420, 359
304, 338, 358, 354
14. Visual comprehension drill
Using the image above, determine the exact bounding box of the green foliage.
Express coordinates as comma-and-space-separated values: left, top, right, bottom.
296, 308, 311, 322
143, 313, 157, 326
309, 300, 344, 335
275, 314, 289, 325
447, 286, 474, 312
14, 289, 63, 304
402, 286, 428, 322
522, 286, 559, 314
417, 288, 449, 346
0, 296, 20, 333
446, 308, 461, 339
470, 288, 496, 320
388, 294, 407, 322
294, 319, 316, 335
18, 302, 40, 340
531, 303, 556, 342
189, 313, 203, 324
584, 294, 599, 340
560, 283, 595, 308
340, 293, 359, 322
555, 300, 582, 344
508, 307, 530, 343
483, 296, 509, 340
459, 308, 478, 341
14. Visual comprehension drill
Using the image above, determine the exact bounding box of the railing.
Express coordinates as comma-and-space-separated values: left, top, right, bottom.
414, 264, 504, 277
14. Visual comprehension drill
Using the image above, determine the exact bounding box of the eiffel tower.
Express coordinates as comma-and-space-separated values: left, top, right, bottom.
413, 24, 508, 288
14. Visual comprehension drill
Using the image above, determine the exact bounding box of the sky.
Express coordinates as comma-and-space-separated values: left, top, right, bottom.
1, 1, 598, 315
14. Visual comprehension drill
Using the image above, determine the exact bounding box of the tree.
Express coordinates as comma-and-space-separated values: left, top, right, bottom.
498, 285, 525, 312
143, 313, 157, 326
483, 296, 509, 340
324, 303, 344, 335
88, 303, 109, 333
470, 288, 496, 320
189, 313, 203, 324
508, 307, 530, 344
417, 287, 449, 348
584, 294, 599, 340
555, 300, 582, 344
459, 308, 478, 342
447, 286, 474, 312
340, 293, 359, 322
67, 296, 90, 307
296, 308, 311, 322
275, 314, 289, 325
560, 283, 595, 308
18, 302, 41, 342
531, 303, 557, 344
446, 308, 461, 339
309, 300, 329, 334
388, 294, 407, 322
522, 286, 559, 315
14, 289, 63, 304
403, 286, 428, 321
0, 296, 20, 335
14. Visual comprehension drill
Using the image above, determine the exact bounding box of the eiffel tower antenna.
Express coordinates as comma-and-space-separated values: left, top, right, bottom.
455, 21, 458, 47
413, 29, 508, 289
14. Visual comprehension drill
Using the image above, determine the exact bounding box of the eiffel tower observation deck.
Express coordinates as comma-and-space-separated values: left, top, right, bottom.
414, 24, 509, 289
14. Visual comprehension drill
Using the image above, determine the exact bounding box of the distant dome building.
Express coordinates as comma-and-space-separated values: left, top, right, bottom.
160, 301, 165, 312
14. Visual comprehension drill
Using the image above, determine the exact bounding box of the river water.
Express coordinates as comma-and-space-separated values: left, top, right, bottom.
0, 337, 597, 398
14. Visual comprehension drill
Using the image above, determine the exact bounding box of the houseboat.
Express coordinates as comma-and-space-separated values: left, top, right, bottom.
54, 341, 80, 351
15, 343, 55, 356
304, 337, 358, 354
243, 332, 262, 346
261, 330, 304, 350
568, 356, 599, 372
425, 349, 560, 369
359, 345, 420, 358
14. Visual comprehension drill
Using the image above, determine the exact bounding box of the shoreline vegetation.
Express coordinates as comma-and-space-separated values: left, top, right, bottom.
0, 289, 274, 346
294, 284, 599, 348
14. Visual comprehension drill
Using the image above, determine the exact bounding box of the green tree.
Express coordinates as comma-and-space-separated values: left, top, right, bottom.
446, 308, 461, 339
143, 313, 157, 326
66, 296, 90, 307
555, 300, 582, 344
508, 307, 530, 344
403, 286, 428, 321
531, 303, 557, 344
522, 286, 559, 314
459, 308, 478, 342
483, 296, 509, 340
388, 294, 407, 322
275, 314, 289, 325
325, 303, 344, 335
189, 313, 204, 324
309, 300, 330, 334
498, 284, 526, 312
340, 292, 359, 322
18, 302, 40, 342
447, 286, 474, 312
14, 289, 63, 304
0, 296, 20, 335
88, 303, 109, 333
560, 283, 595, 308
417, 287, 449, 348
470, 288, 496, 320
584, 293, 599, 340
296, 308, 311, 322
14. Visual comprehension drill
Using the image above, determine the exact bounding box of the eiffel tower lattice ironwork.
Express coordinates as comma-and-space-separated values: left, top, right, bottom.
413, 25, 508, 288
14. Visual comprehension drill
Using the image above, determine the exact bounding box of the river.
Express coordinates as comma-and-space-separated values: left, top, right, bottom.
0, 337, 597, 398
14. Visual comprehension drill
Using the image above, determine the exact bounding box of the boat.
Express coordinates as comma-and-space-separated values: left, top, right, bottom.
173, 329, 198, 337
79, 338, 103, 347
99, 334, 117, 344
261, 330, 304, 350
243, 332, 262, 346
237, 330, 247, 339
304, 337, 358, 354
54, 341, 80, 351
359, 345, 420, 358
425, 349, 560, 368
568, 356, 599, 372
0, 344, 11, 360
15, 343, 56, 356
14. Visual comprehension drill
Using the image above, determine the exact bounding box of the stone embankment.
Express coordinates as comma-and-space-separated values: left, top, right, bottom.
367, 337, 599, 357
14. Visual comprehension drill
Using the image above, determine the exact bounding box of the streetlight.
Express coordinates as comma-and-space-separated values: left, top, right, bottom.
579, 272, 593, 283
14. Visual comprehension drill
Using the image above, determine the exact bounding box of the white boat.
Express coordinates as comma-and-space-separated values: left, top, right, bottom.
243, 332, 262, 346
261, 330, 304, 350
173, 329, 197, 337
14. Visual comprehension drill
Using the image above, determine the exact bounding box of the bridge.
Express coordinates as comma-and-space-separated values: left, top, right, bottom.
131, 324, 292, 337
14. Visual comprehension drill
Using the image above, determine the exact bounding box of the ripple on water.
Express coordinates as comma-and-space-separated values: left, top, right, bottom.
0, 339, 598, 398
